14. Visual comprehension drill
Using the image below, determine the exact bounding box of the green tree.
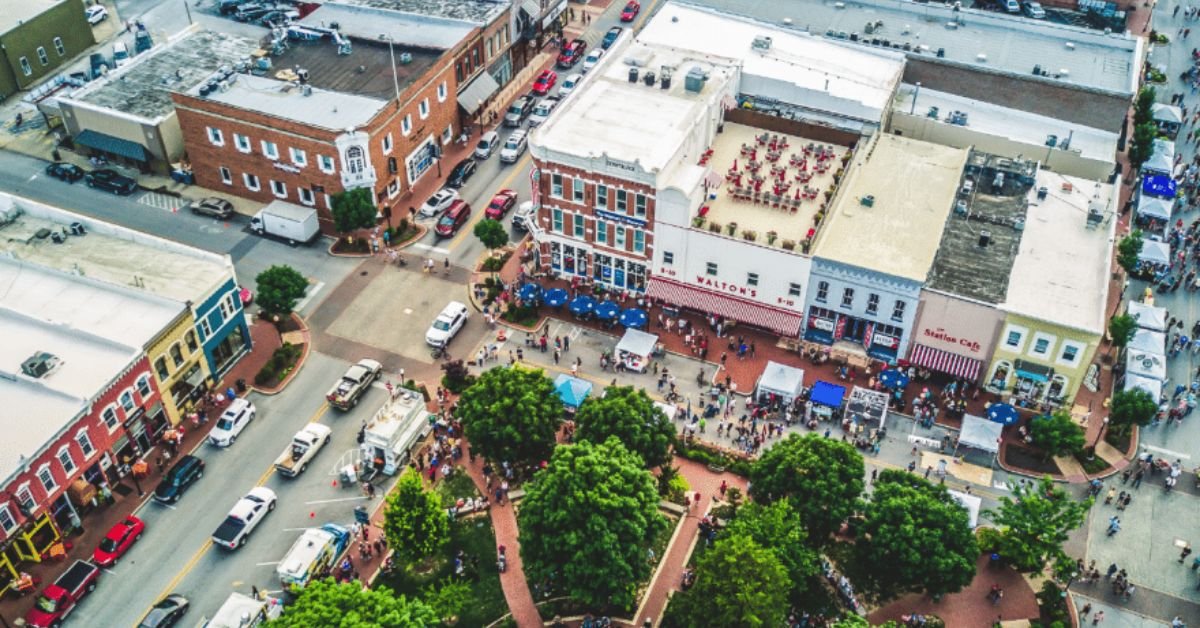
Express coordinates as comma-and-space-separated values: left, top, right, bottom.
473, 218, 510, 273
723, 501, 821, 602
1030, 411, 1087, 459
854, 470, 977, 599
269, 578, 438, 627
421, 578, 471, 624
987, 476, 1091, 572
382, 469, 449, 564
749, 433, 864, 544
1133, 86, 1157, 126
1110, 387, 1157, 436
662, 534, 789, 628
575, 386, 676, 468
1128, 122, 1159, 172
519, 438, 664, 609
457, 366, 562, 467
330, 187, 378, 235
1108, 313, 1137, 348
255, 265, 308, 317
1116, 230, 1144, 274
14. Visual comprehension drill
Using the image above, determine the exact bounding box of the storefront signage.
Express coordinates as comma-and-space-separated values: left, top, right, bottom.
693, 275, 757, 298
273, 162, 301, 174
810, 318, 834, 332
873, 333, 898, 349
921, 327, 982, 353
596, 209, 646, 228
604, 156, 638, 173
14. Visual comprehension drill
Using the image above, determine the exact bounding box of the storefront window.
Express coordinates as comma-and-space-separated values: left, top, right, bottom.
989, 361, 1011, 390
212, 325, 248, 374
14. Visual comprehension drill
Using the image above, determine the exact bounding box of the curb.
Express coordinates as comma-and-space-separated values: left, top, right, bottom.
248, 313, 312, 396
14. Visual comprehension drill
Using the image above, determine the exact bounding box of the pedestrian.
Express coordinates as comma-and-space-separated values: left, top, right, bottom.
1105, 487, 1116, 504
1181, 544, 1194, 563
155, 456, 164, 474
563, 335, 570, 351
870, 468, 878, 484
1092, 610, 1105, 625
1121, 468, 1132, 484
1106, 563, 1118, 579
553, 349, 560, 364
1107, 516, 1121, 536
251, 585, 260, 600
1080, 602, 1092, 618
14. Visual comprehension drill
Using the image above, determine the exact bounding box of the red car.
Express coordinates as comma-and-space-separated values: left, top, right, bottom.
93, 516, 145, 567
532, 70, 557, 96
485, 189, 518, 219
557, 39, 587, 68
620, 1, 640, 22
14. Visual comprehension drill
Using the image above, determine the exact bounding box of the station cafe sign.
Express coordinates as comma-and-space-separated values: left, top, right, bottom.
913, 291, 1004, 358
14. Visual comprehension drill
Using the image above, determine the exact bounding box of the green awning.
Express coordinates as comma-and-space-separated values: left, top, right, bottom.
74, 129, 149, 162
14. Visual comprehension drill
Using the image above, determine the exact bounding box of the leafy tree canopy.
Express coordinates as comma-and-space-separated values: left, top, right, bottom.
723, 500, 820, 602
519, 438, 664, 609
382, 469, 449, 564
987, 476, 1091, 572
1128, 122, 1160, 172
662, 533, 789, 628
473, 218, 509, 252
749, 433, 864, 544
255, 265, 308, 317
1116, 230, 1145, 275
1030, 411, 1087, 459
331, 187, 378, 234
1110, 388, 1158, 436
575, 386, 675, 468
458, 366, 562, 467
1108, 313, 1137, 348
269, 578, 437, 627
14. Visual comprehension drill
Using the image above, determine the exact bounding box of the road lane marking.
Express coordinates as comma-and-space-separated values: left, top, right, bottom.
445, 152, 532, 251
304, 496, 369, 505
1141, 444, 1192, 460
410, 243, 452, 254
255, 561, 280, 566
293, 280, 325, 312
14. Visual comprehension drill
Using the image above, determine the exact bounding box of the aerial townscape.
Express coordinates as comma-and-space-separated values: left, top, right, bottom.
0, 0, 1198, 626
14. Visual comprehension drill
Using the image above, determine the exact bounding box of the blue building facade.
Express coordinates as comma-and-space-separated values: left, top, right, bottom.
195, 277, 252, 376
802, 258, 921, 364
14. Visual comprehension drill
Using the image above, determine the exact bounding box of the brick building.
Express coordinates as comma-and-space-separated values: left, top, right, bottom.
0, 0, 95, 102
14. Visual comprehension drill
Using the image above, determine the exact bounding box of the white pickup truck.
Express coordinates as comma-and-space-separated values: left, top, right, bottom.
274, 424, 333, 477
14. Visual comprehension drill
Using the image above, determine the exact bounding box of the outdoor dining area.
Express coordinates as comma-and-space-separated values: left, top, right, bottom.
516, 282, 650, 331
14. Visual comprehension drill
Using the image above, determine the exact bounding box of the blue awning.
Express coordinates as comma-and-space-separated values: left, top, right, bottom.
553, 373, 592, 408
74, 129, 149, 162
1142, 174, 1177, 199
810, 381, 846, 408
1014, 359, 1053, 383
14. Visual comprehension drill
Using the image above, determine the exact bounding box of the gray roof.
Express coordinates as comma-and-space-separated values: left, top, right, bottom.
331, 0, 510, 24
925, 152, 1038, 304
70, 30, 260, 120
187, 73, 387, 131
678, 0, 1140, 94
300, 3, 476, 50
0, 0, 67, 36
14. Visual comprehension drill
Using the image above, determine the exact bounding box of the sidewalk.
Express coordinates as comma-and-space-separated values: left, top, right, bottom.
868, 554, 1040, 626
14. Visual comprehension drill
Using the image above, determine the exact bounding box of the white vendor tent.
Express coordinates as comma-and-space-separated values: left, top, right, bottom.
616, 328, 658, 358
1124, 373, 1163, 400
755, 361, 805, 403
958, 414, 1002, 455
1143, 138, 1175, 175
1136, 195, 1173, 221
1137, 240, 1171, 266
1127, 329, 1166, 355
1126, 351, 1168, 382
1127, 301, 1167, 332
846, 386, 889, 428
947, 490, 983, 528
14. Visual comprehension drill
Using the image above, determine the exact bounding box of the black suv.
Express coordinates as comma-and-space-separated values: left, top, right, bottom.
446, 159, 478, 188
46, 162, 85, 182
85, 168, 138, 195
153, 455, 205, 503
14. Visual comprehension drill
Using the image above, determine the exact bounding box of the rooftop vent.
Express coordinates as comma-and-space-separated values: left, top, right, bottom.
301, 84, 313, 97
860, 195, 875, 207
21, 352, 63, 379
399, 53, 413, 64
978, 230, 991, 247
976, 53, 988, 62
628, 67, 639, 83
1065, 42, 1076, 50
643, 71, 656, 86
751, 35, 773, 50
684, 67, 707, 93
1036, 186, 1049, 200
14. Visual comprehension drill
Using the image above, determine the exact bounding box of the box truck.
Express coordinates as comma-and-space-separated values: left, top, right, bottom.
250, 200, 320, 246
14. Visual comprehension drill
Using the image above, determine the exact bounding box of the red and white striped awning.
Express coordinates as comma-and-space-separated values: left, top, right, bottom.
908, 343, 983, 382
646, 277, 803, 337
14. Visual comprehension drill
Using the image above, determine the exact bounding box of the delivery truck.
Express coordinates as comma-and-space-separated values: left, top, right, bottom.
249, 200, 320, 246
276, 524, 351, 590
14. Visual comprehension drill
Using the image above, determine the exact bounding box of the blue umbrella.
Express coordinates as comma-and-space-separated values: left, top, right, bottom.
594, 301, 620, 321
544, 288, 569, 308
987, 403, 1020, 426
619, 308, 648, 328
878, 368, 909, 390
568, 294, 597, 317
518, 283, 542, 303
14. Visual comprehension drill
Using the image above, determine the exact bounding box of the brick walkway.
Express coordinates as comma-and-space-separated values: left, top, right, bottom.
868, 554, 1040, 626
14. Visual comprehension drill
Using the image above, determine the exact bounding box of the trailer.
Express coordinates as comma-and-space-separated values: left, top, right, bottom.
359, 388, 430, 477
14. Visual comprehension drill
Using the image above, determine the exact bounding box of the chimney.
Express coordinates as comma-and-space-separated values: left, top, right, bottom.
978, 230, 991, 247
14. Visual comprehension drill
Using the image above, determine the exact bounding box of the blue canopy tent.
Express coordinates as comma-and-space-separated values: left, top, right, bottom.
808, 381, 846, 420
878, 369, 909, 390
568, 294, 596, 317
518, 284, 542, 303
544, 288, 569, 308
1142, 174, 1177, 199
594, 301, 620, 321
986, 402, 1019, 426
619, 308, 648, 328
554, 373, 593, 411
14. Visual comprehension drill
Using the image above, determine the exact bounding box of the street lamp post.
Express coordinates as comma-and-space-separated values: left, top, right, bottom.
910, 81, 921, 115
1091, 416, 1109, 449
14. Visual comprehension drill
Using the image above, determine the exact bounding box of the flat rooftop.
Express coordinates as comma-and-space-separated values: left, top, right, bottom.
186, 73, 387, 131
533, 38, 736, 176
926, 152, 1038, 303
269, 38, 441, 101
70, 30, 260, 121
0, 0, 65, 35
892, 85, 1119, 163
678, 0, 1140, 94
642, 3, 905, 118
300, 3, 475, 50
0, 193, 234, 303
1004, 170, 1114, 333
703, 122, 849, 246
814, 134, 967, 282
332, 0, 509, 24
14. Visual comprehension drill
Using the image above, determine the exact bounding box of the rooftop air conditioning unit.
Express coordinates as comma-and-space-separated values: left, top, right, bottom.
21, 352, 63, 379
978, 230, 991, 247
684, 67, 707, 93
643, 71, 656, 86
860, 195, 875, 207
629, 67, 639, 83
752, 35, 773, 50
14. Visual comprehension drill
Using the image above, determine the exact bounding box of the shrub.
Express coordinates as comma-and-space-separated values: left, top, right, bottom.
441, 360, 475, 393
253, 342, 303, 386
481, 252, 512, 272
675, 441, 752, 477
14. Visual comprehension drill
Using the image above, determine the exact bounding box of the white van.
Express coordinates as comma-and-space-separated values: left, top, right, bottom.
113, 41, 131, 68
499, 130, 528, 164
475, 131, 500, 159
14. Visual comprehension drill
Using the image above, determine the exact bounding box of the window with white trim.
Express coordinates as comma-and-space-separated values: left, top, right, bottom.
75, 429, 94, 458
19, 57, 31, 76
1030, 333, 1055, 357
0, 505, 15, 534
816, 281, 829, 302
572, 178, 585, 203
169, 343, 184, 367
185, 330, 197, 352
119, 389, 135, 413
37, 464, 57, 494
387, 179, 400, 198
596, 184, 608, 210
234, 133, 251, 153
16, 485, 34, 514
243, 173, 260, 191
199, 317, 212, 338
746, 272, 759, 287
36, 47, 48, 65
219, 292, 237, 319
634, 193, 647, 217
401, 114, 412, 135
207, 127, 224, 146
551, 208, 563, 233
270, 180, 287, 199
382, 133, 393, 155
1059, 342, 1082, 366
261, 140, 279, 160
219, 166, 232, 185
319, 155, 336, 174
596, 219, 608, 245
419, 98, 429, 119
632, 229, 645, 253
706, 262, 718, 276
136, 374, 152, 398
841, 288, 855, 308
54, 37, 65, 56
154, 356, 169, 380
551, 174, 563, 198
298, 187, 315, 206
663, 251, 674, 265
437, 81, 448, 102
616, 190, 628, 213
866, 293, 879, 315
290, 147, 307, 166
442, 125, 453, 144
1003, 325, 1027, 351
57, 446, 75, 475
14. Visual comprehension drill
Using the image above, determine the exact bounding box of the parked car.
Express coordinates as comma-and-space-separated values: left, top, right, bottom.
85, 168, 137, 195
208, 397, 256, 447
426, 301, 469, 348
419, 188, 459, 217
557, 39, 588, 68
85, 5, 109, 24
559, 74, 582, 97
504, 96, 535, 127
582, 49, 604, 73
153, 455, 204, 503
1023, 0, 1046, 17
532, 70, 558, 96
326, 359, 382, 410
529, 96, 559, 127
113, 41, 131, 68
620, 1, 640, 22
446, 159, 477, 188
485, 189, 518, 219
189, 197, 235, 219
212, 487, 277, 549
499, 130, 527, 164
475, 130, 500, 159
1003, 0, 1020, 12
24, 560, 100, 628
512, 201, 536, 231
45, 162, 85, 182
93, 516, 145, 567
602, 26, 623, 50
435, 200, 471, 237
138, 594, 189, 628
274, 424, 333, 477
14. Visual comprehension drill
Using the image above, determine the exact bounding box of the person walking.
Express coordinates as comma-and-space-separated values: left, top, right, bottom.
1107, 516, 1121, 536
1092, 610, 1105, 625
1181, 544, 1194, 563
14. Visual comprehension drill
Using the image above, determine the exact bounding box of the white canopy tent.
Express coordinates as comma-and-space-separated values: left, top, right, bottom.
615, 328, 658, 357
958, 414, 1002, 455
755, 361, 805, 403
1153, 102, 1184, 125
1127, 329, 1166, 355
1126, 351, 1168, 382
1136, 196, 1173, 221
1143, 138, 1175, 175
846, 386, 889, 428
1127, 301, 1167, 332
1138, 240, 1171, 266
947, 490, 983, 529
1124, 373, 1164, 400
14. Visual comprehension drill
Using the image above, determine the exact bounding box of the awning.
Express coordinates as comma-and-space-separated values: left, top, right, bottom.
959, 414, 1002, 454
74, 129, 149, 162
907, 343, 983, 382
457, 72, 500, 114
810, 381, 845, 408
1126, 351, 1167, 382
1153, 102, 1183, 124
756, 361, 804, 403
1013, 359, 1053, 383
646, 277, 803, 336
1124, 373, 1163, 400
1142, 174, 1177, 199
519, 0, 540, 18
1127, 300, 1167, 331
1138, 240, 1170, 265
